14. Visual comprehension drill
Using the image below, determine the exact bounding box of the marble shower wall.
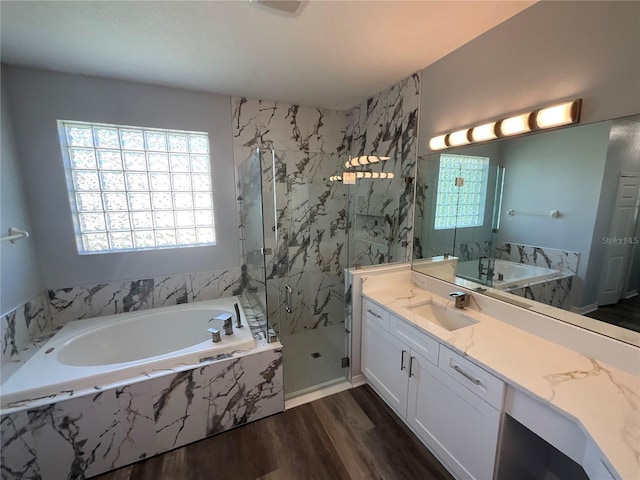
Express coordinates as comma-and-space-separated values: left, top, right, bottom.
1, 347, 283, 480
1, 268, 242, 364
345, 73, 420, 266
232, 97, 349, 334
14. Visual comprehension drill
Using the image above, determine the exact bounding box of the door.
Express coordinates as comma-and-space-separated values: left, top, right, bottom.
265, 149, 350, 397
407, 352, 501, 480
598, 173, 640, 306
362, 318, 409, 418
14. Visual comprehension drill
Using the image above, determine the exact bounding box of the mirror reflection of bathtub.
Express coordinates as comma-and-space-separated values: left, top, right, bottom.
456, 259, 569, 291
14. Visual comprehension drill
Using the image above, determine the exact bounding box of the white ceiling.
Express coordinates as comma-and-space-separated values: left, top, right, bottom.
0, 1, 534, 111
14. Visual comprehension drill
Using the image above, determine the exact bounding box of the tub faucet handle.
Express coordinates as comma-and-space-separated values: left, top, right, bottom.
207, 328, 221, 343
211, 313, 233, 335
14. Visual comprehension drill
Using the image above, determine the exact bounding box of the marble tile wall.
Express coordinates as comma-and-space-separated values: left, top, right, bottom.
495, 242, 580, 275
232, 97, 348, 335
508, 277, 574, 310
495, 243, 580, 310
0, 346, 283, 480
345, 73, 421, 266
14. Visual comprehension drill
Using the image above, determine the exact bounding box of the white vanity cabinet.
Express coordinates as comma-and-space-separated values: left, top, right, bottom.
361, 297, 505, 480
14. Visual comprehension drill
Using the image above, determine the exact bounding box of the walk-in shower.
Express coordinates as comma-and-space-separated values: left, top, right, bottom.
238, 148, 349, 398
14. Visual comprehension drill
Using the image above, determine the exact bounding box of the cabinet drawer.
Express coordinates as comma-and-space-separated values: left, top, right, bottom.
439, 346, 504, 409
390, 314, 439, 366
363, 298, 390, 331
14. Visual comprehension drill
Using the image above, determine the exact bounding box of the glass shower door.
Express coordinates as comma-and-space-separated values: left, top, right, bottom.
266, 149, 349, 397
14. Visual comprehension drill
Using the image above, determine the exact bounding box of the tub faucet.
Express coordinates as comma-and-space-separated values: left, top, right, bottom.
211, 313, 233, 335
478, 256, 490, 276
449, 291, 470, 309
234, 303, 243, 329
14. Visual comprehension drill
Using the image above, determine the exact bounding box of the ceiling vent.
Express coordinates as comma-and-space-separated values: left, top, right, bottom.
249, 1, 307, 17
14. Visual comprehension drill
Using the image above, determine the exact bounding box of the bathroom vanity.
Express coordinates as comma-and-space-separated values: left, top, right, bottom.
353, 265, 639, 480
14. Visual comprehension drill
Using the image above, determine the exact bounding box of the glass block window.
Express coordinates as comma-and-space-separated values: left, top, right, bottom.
434, 154, 490, 230
58, 121, 216, 254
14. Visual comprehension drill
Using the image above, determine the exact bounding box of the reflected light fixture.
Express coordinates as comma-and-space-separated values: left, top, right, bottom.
428, 98, 582, 151
498, 113, 532, 136
471, 122, 497, 142
535, 99, 582, 129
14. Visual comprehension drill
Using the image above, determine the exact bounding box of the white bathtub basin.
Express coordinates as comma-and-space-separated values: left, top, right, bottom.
456, 259, 562, 290
408, 302, 479, 331
1, 297, 256, 408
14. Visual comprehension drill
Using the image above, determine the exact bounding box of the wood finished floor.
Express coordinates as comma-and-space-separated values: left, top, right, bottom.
94, 385, 454, 480
585, 295, 640, 332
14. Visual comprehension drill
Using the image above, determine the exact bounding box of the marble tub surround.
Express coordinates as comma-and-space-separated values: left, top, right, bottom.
1, 346, 283, 480
360, 269, 639, 479
495, 242, 580, 275
0, 296, 284, 479
1, 291, 52, 368
2, 295, 271, 412
48, 267, 243, 326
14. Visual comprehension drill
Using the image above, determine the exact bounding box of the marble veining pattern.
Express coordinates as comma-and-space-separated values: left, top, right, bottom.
346, 73, 420, 267
1, 324, 282, 479
360, 273, 639, 479
495, 242, 580, 275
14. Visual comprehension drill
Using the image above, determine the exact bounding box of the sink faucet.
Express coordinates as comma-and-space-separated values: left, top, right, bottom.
449, 291, 470, 309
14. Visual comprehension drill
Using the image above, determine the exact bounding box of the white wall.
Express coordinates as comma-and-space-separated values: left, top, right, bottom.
0, 79, 44, 313
418, 1, 640, 149
498, 122, 612, 307
3, 65, 239, 288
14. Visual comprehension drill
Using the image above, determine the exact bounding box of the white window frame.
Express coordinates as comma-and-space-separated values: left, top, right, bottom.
434, 154, 490, 230
58, 120, 217, 254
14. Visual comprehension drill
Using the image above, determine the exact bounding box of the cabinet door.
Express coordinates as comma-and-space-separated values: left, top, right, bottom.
362, 317, 409, 418
407, 352, 500, 480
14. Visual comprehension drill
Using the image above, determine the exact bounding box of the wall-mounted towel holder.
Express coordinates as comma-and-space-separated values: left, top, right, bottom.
506, 209, 560, 219
1, 227, 30, 243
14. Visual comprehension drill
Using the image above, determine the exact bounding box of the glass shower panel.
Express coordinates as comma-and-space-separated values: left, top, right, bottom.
267, 150, 349, 397
238, 149, 269, 337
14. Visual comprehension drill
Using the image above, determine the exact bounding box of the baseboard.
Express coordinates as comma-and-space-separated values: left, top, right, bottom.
350, 374, 368, 388
284, 378, 353, 410
624, 290, 638, 300
571, 302, 598, 315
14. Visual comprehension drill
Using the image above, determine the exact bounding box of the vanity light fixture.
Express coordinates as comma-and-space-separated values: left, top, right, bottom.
429, 98, 582, 150
448, 129, 471, 147
498, 113, 532, 137
535, 99, 582, 129
429, 134, 449, 151
471, 122, 498, 142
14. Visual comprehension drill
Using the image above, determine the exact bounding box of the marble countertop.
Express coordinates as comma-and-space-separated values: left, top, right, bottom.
362, 281, 640, 480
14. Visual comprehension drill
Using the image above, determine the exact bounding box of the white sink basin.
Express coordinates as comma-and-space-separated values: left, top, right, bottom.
407, 302, 479, 331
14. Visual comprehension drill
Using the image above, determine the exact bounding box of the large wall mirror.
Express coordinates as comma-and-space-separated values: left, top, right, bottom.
413, 114, 640, 347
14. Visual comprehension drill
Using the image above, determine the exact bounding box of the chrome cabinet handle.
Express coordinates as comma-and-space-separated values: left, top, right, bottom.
367, 309, 382, 319
452, 364, 481, 385
400, 350, 407, 370
409, 356, 415, 377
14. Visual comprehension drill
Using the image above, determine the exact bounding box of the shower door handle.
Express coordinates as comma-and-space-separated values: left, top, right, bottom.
284, 284, 293, 313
